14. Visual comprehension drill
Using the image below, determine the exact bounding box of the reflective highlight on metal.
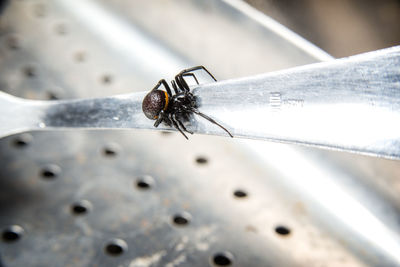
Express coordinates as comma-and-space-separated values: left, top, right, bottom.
0, 47, 399, 159
1, 0, 400, 267
194, 46, 400, 159
245, 141, 400, 264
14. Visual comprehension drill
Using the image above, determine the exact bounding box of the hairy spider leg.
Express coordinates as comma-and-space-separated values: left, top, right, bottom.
190, 108, 233, 137
175, 73, 199, 92
173, 113, 193, 135
154, 118, 162, 127
152, 79, 173, 97
171, 80, 180, 94
170, 114, 188, 139
178, 65, 217, 82
174, 74, 190, 92
154, 116, 163, 127
154, 110, 165, 127
175, 65, 217, 92
181, 73, 199, 85
179, 66, 217, 81
154, 110, 172, 128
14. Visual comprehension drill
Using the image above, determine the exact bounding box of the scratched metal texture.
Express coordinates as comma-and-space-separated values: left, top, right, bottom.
1, 1, 400, 267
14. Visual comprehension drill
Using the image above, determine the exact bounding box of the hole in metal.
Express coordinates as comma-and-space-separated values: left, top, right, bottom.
212, 252, 233, 266
6, 35, 19, 50
275, 225, 291, 236
71, 200, 92, 215
47, 91, 59, 100
105, 239, 127, 256
136, 176, 154, 190
55, 24, 68, 35
101, 74, 113, 85
40, 164, 61, 179
103, 144, 119, 157
23, 66, 36, 78
33, 3, 47, 17
2, 225, 24, 242
104, 149, 116, 156
173, 212, 191, 226
233, 189, 247, 198
195, 156, 208, 165
12, 133, 32, 148
74, 51, 86, 62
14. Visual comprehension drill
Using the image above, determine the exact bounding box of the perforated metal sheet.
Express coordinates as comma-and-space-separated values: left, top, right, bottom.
1, 1, 400, 267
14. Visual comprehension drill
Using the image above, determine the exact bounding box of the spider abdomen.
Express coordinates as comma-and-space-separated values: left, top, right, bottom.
142, 90, 169, 120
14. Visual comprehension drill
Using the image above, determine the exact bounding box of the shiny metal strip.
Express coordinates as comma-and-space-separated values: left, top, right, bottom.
0, 46, 399, 159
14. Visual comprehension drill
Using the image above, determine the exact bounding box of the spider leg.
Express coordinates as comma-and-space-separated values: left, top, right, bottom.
174, 66, 217, 93
175, 75, 190, 93
190, 108, 233, 138
163, 80, 173, 97
152, 79, 173, 97
171, 80, 179, 94
178, 66, 217, 82
151, 79, 167, 91
173, 113, 193, 135
154, 117, 163, 128
154, 110, 171, 128
181, 73, 199, 85
170, 114, 188, 139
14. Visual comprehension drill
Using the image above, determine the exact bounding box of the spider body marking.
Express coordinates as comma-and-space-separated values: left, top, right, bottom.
142, 66, 233, 139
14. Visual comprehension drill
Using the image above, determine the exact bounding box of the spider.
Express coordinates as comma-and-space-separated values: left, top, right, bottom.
142, 66, 233, 139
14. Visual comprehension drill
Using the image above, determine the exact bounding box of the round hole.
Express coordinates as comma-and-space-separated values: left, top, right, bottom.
33, 3, 47, 17
23, 66, 36, 78
212, 252, 234, 266
101, 74, 113, 85
136, 175, 154, 190
172, 212, 191, 226
12, 133, 33, 148
6, 35, 19, 50
233, 189, 247, 198
104, 149, 116, 156
275, 225, 291, 236
105, 239, 127, 256
40, 164, 61, 179
55, 24, 67, 35
71, 200, 92, 215
2, 225, 24, 242
103, 143, 119, 157
74, 51, 86, 62
195, 156, 208, 165
46, 91, 59, 100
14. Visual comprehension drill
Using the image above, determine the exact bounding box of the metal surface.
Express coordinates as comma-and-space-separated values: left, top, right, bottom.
0, 47, 399, 159
1, 1, 400, 267
194, 47, 400, 159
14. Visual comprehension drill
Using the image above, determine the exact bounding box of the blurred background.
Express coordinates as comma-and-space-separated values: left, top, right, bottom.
246, 0, 400, 57
0, 1, 400, 267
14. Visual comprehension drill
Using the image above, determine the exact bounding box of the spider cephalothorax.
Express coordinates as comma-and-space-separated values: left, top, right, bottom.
142, 66, 233, 139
